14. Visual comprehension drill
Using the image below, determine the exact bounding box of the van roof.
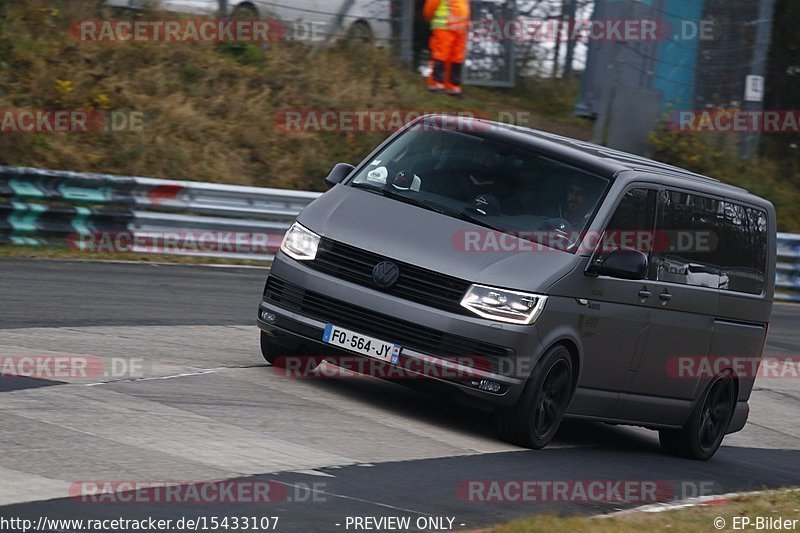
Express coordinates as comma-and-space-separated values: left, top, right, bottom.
425, 115, 751, 196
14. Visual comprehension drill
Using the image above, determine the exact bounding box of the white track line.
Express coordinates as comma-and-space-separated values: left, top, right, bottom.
595, 488, 800, 517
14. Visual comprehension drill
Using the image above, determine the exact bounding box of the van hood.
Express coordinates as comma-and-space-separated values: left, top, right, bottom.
296, 185, 580, 293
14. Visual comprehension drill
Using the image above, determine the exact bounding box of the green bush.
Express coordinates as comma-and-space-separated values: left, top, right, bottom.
649, 123, 800, 232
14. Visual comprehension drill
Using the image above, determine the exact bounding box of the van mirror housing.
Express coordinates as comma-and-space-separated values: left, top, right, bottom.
590, 249, 649, 280
325, 163, 355, 187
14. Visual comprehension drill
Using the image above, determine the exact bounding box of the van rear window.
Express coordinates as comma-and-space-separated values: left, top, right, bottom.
718, 202, 769, 295
653, 190, 768, 295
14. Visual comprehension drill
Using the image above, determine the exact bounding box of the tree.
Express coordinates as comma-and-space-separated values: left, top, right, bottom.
761, 0, 800, 174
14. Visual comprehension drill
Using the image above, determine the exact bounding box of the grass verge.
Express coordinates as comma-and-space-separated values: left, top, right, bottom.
488, 489, 800, 532
0, 0, 589, 193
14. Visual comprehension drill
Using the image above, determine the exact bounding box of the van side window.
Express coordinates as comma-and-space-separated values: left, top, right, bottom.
717, 203, 768, 294
597, 188, 656, 263
653, 190, 725, 289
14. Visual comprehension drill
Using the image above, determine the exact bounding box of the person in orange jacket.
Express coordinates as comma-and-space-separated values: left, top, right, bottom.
423, 0, 470, 96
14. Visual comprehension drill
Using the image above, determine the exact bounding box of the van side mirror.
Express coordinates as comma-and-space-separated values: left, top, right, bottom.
325, 163, 355, 187
589, 249, 649, 280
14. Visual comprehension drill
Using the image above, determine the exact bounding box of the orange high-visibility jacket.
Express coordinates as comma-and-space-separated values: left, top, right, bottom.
423, 0, 471, 31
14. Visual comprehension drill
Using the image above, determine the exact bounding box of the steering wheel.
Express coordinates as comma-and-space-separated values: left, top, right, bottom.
468, 193, 501, 216
541, 217, 574, 244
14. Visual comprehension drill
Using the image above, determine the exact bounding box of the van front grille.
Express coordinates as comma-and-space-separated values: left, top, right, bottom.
263, 276, 513, 367
307, 238, 471, 315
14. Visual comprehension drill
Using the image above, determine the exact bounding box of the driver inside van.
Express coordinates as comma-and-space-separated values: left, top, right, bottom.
421, 144, 524, 215
559, 178, 595, 228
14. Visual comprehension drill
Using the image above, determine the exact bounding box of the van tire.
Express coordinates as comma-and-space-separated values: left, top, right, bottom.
658, 373, 736, 460
494, 346, 574, 449
260, 331, 319, 371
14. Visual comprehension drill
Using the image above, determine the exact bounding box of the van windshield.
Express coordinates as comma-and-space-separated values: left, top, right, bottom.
349, 125, 611, 251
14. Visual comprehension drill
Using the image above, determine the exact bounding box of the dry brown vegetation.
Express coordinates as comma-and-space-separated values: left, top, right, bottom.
0, 0, 588, 192
490, 489, 800, 533
2, 1, 796, 230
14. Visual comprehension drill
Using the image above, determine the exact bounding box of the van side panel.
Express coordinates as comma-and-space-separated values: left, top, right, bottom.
709, 319, 768, 401
716, 295, 773, 324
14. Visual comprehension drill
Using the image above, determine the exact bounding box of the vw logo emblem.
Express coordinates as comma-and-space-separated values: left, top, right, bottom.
372, 261, 400, 289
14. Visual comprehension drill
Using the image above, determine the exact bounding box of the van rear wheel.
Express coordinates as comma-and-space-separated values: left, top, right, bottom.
659, 373, 736, 460
494, 346, 574, 449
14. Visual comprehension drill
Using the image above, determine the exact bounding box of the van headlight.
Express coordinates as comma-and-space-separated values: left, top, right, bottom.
460, 284, 547, 325
280, 222, 321, 261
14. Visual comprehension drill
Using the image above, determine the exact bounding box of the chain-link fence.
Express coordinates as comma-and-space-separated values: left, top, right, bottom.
465, 0, 518, 87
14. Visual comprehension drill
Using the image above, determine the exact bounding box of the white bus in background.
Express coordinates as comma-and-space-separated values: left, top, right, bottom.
104, 0, 391, 45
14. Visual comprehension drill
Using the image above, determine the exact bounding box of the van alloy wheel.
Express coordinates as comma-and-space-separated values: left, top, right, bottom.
533, 359, 572, 440
699, 376, 735, 450
659, 373, 736, 460
495, 346, 574, 449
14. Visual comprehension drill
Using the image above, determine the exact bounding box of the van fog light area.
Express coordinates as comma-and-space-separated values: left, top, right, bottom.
471, 379, 504, 393
260, 311, 276, 323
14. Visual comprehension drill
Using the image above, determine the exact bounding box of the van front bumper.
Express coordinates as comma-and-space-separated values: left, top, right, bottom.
256, 253, 546, 407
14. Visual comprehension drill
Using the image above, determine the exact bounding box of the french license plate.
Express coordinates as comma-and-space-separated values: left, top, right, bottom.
323, 324, 401, 364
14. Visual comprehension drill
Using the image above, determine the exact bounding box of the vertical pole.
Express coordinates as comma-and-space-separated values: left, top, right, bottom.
552, 1, 564, 78
574, 0, 605, 116
563, 0, 577, 78
592, 41, 621, 145
218, 0, 228, 17
309, 0, 356, 57
507, 0, 517, 86
739, 0, 775, 160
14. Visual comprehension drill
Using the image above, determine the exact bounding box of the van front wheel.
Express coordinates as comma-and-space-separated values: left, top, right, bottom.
494, 346, 574, 449
659, 373, 736, 460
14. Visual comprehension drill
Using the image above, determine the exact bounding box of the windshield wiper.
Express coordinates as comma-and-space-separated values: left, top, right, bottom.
351, 182, 505, 232
351, 182, 446, 213
404, 197, 507, 233
449, 208, 507, 233
350, 182, 384, 194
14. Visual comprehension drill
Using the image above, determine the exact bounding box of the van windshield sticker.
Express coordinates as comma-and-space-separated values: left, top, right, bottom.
366, 166, 388, 184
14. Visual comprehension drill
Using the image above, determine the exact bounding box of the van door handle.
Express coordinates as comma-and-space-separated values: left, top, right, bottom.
638, 290, 651, 299
659, 291, 672, 302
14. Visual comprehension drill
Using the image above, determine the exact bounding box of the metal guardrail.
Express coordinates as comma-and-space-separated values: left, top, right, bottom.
0, 166, 322, 262
777, 233, 800, 302
1, 165, 800, 301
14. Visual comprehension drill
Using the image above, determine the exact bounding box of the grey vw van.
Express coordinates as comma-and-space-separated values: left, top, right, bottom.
257, 115, 776, 460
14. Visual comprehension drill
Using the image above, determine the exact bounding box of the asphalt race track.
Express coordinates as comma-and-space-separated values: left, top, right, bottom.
1, 259, 799, 532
